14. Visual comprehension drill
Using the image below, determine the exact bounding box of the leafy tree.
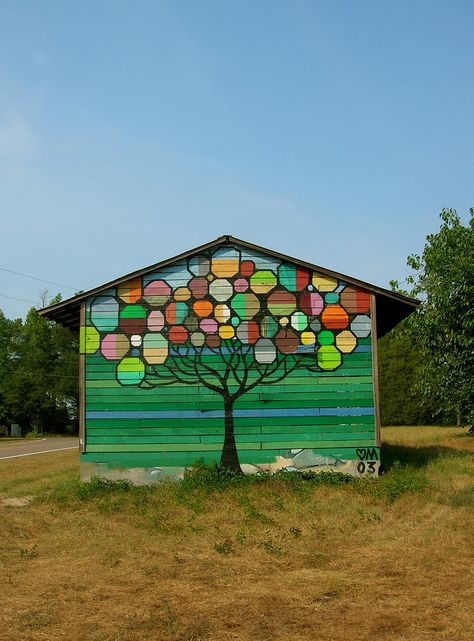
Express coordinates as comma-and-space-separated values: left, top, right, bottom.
393, 209, 473, 426
0, 310, 23, 428
0, 304, 79, 433
378, 323, 432, 426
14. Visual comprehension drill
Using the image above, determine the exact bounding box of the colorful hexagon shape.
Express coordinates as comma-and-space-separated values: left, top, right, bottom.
267, 290, 296, 316
231, 292, 260, 319
209, 278, 233, 301
143, 280, 171, 306
317, 345, 342, 370
312, 273, 338, 292
119, 305, 147, 334
335, 330, 357, 353
143, 333, 168, 364
351, 315, 371, 337
321, 304, 349, 330
278, 264, 310, 292
90, 296, 119, 332
117, 357, 145, 384
250, 270, 277, 295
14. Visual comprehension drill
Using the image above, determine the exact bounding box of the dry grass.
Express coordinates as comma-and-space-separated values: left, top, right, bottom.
0, 427, 473, 641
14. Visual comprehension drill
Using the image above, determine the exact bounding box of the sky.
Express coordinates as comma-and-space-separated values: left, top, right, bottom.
0, 0, 473, 320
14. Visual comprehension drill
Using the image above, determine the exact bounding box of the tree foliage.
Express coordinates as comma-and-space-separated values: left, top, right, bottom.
378, 323, 432, 426
0, 304, 78, 434
392, 208, 473, 426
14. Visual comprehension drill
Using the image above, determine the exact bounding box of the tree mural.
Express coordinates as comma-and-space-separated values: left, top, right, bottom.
85, 247, 371, 472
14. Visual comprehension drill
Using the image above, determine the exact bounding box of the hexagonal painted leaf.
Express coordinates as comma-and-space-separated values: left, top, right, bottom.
318, 330, 335, 346
275, 328, 299, 354
231, 292, 260, 319
143, 333, 168, 364
321, 305, 349, 330
254, 338, 276, 363
80, 326, 100, 354
189, 277, 209, 299
236, 321, 259, 345
267, 290, 296, 316
165, 302, 188, 324
234, 278, 249, 293
351, 315, 371, 337
250, 270, 277, 295
143, 280, 171, 306
200, 318, 218, 334
168, 326, 189, 344
117, 357, 145, 385
190, 331, 206, 347
335, 330, 357, 353
299, 292, 323, 316
101, 333, 130, 360
317, 345, 342, 370
147, 310, 164, 332
90, 296, 119, 332
277, 264, 309, 292
118, 278, 142, 304
214, 304, 231, 324
211, 248, 240, 278
209, 278, 233, 301
312, 273, 338, 292
119, 305, 147, 334
290, 311, 308, 331
301, 330, 316, 345
340, 287, 371, 313
188, 255, 210, 277
260, 315, 278, 338
218, 325, 235, 339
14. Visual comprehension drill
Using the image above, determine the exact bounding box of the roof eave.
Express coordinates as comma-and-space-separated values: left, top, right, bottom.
39, 234, 420, 333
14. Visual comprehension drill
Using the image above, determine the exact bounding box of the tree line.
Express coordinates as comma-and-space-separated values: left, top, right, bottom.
0, 296, 78, 435
0, 208, 471, 434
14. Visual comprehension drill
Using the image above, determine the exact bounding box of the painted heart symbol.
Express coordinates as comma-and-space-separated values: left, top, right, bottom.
356, 448, 366, 460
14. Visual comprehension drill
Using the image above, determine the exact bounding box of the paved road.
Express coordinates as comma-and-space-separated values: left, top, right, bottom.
0, 437, 79, 460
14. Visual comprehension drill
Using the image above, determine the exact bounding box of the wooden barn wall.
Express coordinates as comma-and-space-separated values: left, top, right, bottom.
79, 245, 379, 481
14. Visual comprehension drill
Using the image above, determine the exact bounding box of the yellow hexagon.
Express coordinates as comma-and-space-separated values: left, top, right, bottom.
300, 330, 316, 345
80, 326, 100, 354
312, 272, 338, 292
174, 287, 191, 301
218, 325, 235, 339
335, 330, 357, 353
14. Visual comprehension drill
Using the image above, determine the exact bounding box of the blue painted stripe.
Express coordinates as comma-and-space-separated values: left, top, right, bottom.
86, 407, 374, 420
355, 345, 371, 353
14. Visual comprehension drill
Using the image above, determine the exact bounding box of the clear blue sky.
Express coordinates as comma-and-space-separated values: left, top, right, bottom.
1, 0, 472, 319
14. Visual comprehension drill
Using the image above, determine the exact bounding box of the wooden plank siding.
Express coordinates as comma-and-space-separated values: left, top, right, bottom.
80, 244, 380, 479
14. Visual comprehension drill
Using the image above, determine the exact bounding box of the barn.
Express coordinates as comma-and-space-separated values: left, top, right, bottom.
40, 236, 418, 482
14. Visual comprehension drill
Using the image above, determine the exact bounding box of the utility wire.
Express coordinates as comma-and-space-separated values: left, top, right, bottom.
0, 293, 38, 304
0, 267, 78, 291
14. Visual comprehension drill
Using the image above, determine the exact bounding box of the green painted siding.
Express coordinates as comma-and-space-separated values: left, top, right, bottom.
80, 245, 379, 480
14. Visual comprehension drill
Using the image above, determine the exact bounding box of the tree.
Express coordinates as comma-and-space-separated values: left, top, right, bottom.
1, 304, 78, 433
378, 323, 432, 426
394, 209, 473, 426
90, 253, 371, 472
0, 310, 23, 428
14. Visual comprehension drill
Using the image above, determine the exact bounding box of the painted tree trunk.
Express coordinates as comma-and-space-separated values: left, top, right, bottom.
220, 396, 242, 472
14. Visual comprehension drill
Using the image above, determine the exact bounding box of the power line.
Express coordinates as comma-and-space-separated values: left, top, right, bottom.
0, 267, 78, 291
0, 293, 38, 304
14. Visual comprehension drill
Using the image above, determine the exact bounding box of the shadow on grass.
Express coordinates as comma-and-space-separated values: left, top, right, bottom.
381, 442, 470, 472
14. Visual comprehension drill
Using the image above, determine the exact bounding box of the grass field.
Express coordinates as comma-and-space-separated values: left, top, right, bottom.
1, 426, 473, 641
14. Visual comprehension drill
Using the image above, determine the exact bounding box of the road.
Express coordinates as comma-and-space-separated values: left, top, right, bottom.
0, 437, 79, 460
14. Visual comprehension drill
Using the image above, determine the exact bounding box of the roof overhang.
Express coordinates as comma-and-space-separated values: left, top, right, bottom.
39, 235, 419, 337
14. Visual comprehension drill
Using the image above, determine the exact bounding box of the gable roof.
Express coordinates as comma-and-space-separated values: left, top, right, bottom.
38, 235, 419, 337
